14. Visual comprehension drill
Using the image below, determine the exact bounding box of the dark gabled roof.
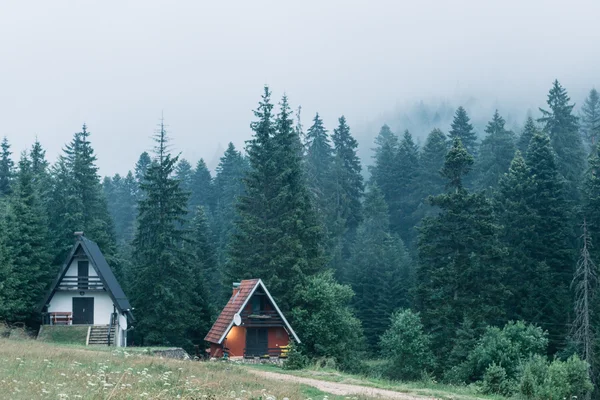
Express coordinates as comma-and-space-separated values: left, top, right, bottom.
204, 279, 300, 344
39, 235, 132, 317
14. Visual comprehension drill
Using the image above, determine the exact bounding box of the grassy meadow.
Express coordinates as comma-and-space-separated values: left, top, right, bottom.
0, 338, 365, 400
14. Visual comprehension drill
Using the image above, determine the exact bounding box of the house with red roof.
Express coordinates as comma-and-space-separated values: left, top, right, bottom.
205, 279, 300, 359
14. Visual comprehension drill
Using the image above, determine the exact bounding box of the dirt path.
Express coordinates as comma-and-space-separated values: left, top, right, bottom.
248, 369, 434, 399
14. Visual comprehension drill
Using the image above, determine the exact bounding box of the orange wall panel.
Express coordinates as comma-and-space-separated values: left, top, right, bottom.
268, 327, 289, 349
223, 326, 246, 357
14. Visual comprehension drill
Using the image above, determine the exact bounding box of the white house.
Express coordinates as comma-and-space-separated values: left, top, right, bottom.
39, 232, 134, 347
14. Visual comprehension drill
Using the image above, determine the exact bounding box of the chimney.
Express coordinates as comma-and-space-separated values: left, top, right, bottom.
74, 231, 85, 240
232, 282, 241, 295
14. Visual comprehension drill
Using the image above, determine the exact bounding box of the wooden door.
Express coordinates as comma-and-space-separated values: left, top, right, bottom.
245, 328, 268, 357
72, 298, 94, 324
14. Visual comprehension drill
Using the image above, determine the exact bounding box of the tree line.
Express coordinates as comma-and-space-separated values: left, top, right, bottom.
0, 81, 599, 396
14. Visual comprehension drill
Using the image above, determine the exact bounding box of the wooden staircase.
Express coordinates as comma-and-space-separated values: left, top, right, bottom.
87, 325, 116, 346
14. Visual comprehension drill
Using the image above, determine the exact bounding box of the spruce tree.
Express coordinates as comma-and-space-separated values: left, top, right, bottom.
393, 130, 420, 244
369, 125, 399, 210
305, 113, 334, 223
524, 131, 573, 351
191, 206, 219, 305
0, 137, 14, 197
226, 88, 324, 311
213, 143, 248, 266
103, 172, 137, 246
538, 80, 585, 200
48, 125, 117, 263
348, 185, 413, 349
131, 120, 209, 347
0, 153, 53, 324
414, 128, 448, 218
517, 116, 538, 154
580, 88, 600, 150
134, 152, 152, 188
495, 151, 551, 323
416, 138, 506, 368
449, 107, 478, 157
475, 110, 516, 190
331, 115, 364, 235
175, 159, 194, 197
190, 159, 214, 213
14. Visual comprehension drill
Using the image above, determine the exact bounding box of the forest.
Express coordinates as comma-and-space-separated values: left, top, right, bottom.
0, 80, 599, 397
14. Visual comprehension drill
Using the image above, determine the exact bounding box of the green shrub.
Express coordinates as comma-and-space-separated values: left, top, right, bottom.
291, 272, 366, 373
379, 309, 434, 381
517, 354, 593, 399
282, 342, 308, 370
453, 320, 547, 383
480, 363, 513, 396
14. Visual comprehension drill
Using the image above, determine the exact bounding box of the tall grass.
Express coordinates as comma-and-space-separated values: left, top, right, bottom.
0, 338, 357, 399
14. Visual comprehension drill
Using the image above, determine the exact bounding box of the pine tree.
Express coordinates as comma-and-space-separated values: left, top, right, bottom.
226, 89, 324, 311
538, 80, 585, 201
48, 125, 117, 264
0, 137, 14, 197
131, 120, 209, 347
524, 131, 573, 351
331, 116, 364, 235
305, 113, 334, 222
134, 152, 152, 188
517, 116, 538, 155
393, 130, 420, 244
369, 125, 399, 209
495, 151, 551, 323
175, 159, 194, 196
0, 153, 53, 324
449, 107, 478, 157
416, 138, 506, 368
103, 172, 137, 246
348, 185, 413, 349
190, 159, 214, 213
475, 110, 516, 190
580, 88, 600, 150
191, 206, 219, 305
214, 143, 248, 267
414, 128, 448, 218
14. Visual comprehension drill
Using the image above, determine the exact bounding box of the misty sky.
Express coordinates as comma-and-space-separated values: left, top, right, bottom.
1, 0, 599, 176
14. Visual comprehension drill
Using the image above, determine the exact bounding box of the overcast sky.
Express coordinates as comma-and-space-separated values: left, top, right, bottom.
1, 0, 598, 175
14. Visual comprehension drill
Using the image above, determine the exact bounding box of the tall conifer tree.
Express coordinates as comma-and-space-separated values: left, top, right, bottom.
48, 125, 117, 264
517, 116, 538, 154
581, 88, 600, 150
349, 185, 413, 348
305, 113, 334, 224
226, 88, 324, 310
0, 153, 53, 324
449, 107, 478, 157
475, 110, 516, 190
393, 130, 420, 244
0, 137, 14, 197
524, 131, 573, 351
538, 80, 585, 200
417, 138, 506, 368
131, 120, 210, 347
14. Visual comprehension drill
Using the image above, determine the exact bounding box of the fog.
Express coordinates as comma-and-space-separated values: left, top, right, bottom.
1, 0, 598, 175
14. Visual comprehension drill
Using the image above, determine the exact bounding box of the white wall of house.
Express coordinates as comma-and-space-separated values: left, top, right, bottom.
48, 291, 115, 325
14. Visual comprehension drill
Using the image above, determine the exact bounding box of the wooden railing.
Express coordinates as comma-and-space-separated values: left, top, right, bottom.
57, 276, 103, 291
240, 310, 283, 326
43, 312, 72, 325
244, 346, 289, 358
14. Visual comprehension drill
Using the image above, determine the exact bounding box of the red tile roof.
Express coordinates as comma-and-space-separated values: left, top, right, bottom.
204, 279, 259, 344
